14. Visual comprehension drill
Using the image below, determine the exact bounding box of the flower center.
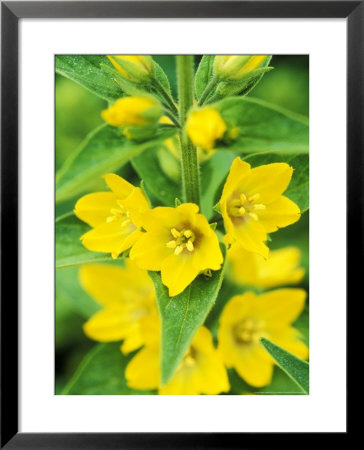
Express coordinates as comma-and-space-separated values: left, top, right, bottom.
182, 346, 197, 367
166, 227, 196, 256
228, 192, 266, 221
106, 202, 133, 229
233, 318, 267, 345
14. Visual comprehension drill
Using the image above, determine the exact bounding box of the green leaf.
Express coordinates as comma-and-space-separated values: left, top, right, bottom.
56, 213, 121, 268
194, 55, 215, 100
149, 254, 225, 385
132, 146, 181, 206
153, 61, 173, 98
200, 151, 236, 219
260, 337, 309, 394
61, 343, 155, 395
244, 152, 309, 212
216, 97, 309, 154
56, 124, 176, 203
228, 365, 305, 395
56, 55, 123, 101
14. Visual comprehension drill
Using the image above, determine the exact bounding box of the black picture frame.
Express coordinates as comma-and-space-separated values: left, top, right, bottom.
1, 1, 356, 447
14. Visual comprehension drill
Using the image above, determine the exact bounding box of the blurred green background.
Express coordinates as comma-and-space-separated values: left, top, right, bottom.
55, 55, 309, 394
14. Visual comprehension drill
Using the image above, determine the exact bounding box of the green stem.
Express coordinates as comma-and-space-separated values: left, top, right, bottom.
176, 55, 200, 206
152, 79, 179, 117
198, 76, 219, 106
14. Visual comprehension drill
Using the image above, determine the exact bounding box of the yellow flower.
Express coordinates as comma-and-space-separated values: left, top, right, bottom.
186, 107, 226, 151
80, 260, 156, 354
218, 289, 308, 387
107, 55, 153, 81
228, 244, 305, 289
219, 157, 301, 258
125, 316, 230, 395
101, 96, 162, 127
74, 173, 150, 258
214, 55, 269, 80
130, 203, 223, 296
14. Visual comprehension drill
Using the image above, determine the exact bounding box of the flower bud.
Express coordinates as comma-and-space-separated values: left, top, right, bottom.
186, 107, 227, 151
107, 55, 154, 82
214, 55, 269, 80
101, 96, 163, 127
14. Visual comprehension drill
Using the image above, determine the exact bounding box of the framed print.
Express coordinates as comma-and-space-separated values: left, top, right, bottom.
1, 1, 357, 447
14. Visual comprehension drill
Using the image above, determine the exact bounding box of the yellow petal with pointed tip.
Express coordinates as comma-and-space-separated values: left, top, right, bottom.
125, 347, 160, 390
103, 173, 135, 199
81, 220, 140, 257
79, 261, 153, 307
253, 288, 306, 326
241, 163, 293, 205
74, 192, 119, 227
258, 195, 301, 232
129, 229, 172, 270
161, 253, 200, 296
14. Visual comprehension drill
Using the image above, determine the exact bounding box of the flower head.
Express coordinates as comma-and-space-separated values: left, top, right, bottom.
125, 316, 230, 395
102, 96, 163, 127
214, 55, 269, 80
186, 107, 226, 151
80, 260, 156, 354
130, 203, 223, 296
228, 244, 304, 289
74, 173, 150, 258
219, 157, 301, 258
218, 289, 308, 387
107, 55, 154, 82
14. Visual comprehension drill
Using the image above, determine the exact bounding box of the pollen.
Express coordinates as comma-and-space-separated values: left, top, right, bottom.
234, 318, 267, 345
228, 190, 266, 221
167, 227, 196, 255
107, 205, 133, 228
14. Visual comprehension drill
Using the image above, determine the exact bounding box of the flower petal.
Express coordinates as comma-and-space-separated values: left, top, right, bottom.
161, 253, 200, 296
221, 157, 251, 197
79, 262, 154, 307
74, 192, 119, 227
129, 229, 172, 270
258, 196, 301, 232
233, 218, 269, 258
83, 307, 142, 342
233, 345, 274, 387
81, 220, 140, 257
122, 188, 150, 227
103, 173, 134, 199
192, 217, 223, 271
125, 347, 160, 390
253, 288, 306, 326
241, 163, 293, 204
270, 328, 309, 361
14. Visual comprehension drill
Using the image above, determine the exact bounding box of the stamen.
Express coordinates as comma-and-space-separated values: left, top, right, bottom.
106, 216, 117, 223
238, 206, 246, 215
240, 331, 252, 342
248, 212, 258, 221
166, 240, 177, 249
171, 228, 181, 239
174, 245, 183, 256
248, 193, 260, 203
186, 241, 194, 252
230, 198, 241, 207
110, 208, 121, 216
184, 355, 195, 367
240, 193, 247, 203
183, 230, 192, 238
253, 204, 266, 211
121, 219, 132, 227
